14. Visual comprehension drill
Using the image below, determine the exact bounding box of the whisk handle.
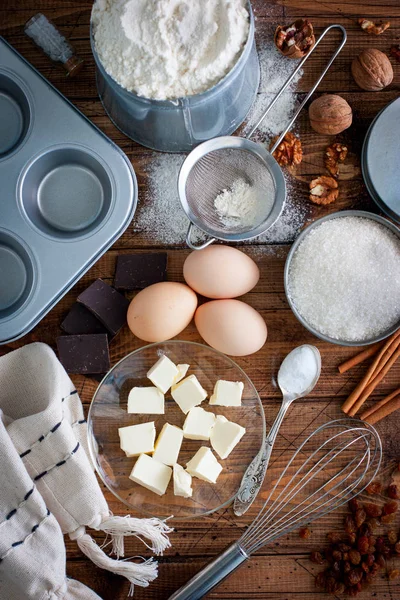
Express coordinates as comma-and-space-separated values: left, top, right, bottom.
168, 542, 249, 600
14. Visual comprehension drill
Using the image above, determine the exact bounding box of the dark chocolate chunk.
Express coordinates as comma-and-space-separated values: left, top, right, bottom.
60, 303, 109, 336
114, 253, 168, 290
57, 334, 110, 375
77, 279, 129, 336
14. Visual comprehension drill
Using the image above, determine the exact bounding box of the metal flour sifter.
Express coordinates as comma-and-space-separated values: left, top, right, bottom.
178, 24, 347, 250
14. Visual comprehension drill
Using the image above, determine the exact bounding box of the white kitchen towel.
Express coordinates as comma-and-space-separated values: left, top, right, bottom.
0, 343, 173, 597
0, 414, 101, 600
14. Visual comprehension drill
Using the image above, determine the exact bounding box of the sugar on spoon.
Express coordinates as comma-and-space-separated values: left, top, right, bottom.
234, 344, 321, 516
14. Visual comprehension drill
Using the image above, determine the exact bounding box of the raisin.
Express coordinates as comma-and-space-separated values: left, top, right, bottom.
332, 549, 342, 561
383, 500, 398, 515
338, 543, 351, 553
361, 561, 369, 574
310, 551, 325, 565
299, 527, 311, 539
327, 531, 342, 543
334, 582, 345, 594
344, 560, 352, 573
366, 553, 375, 566
346, 568, 363, 586
332, 560, 341, 575
366, 481, 382, 495
366, 518, 380, 532
347, 533, 357, 545
345, 516, 357, 534
376, 553, 386, 567
381, 512, 396, 524
395, 542, 400, 554
370, 562, 380, 575
388, 568, 400, 580
349, 549, 361, 565
357, 536, 369, 554
349, 498, 361, 513
364, 503, 382, 518
387, 484, 400, 499
354, 508, 367, 527
388, 530, 398, 544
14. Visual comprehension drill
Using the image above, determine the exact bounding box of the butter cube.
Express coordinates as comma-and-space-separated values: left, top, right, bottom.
129, 453, 172, 496
183, 406, 216, 441
209, 380, 244, 407
173, 463, 193, 498
152, 423, 183, 466
128, 387, 164, 414
210, 415, 246, 459
171, 375, 207, 414
147, 355, 179, 393
186, 447, 222, 484
118, 422, 155, 457
174, 364, 190, 384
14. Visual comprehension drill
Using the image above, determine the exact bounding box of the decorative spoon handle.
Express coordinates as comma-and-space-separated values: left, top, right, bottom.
233, 400, 291, 516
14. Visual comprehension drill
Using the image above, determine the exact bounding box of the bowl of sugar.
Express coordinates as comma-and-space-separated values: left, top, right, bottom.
284, 211, 400, 346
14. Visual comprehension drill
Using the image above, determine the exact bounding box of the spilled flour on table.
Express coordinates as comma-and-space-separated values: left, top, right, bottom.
134, 40, 307, 245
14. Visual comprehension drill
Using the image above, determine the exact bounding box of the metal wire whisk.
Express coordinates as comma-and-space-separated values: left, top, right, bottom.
168, 418, 382, 600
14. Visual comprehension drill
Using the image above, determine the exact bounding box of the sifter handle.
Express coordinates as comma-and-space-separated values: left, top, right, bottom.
168, 542, 249, 600
186, 222, 216, 250
247, 24, 347, 150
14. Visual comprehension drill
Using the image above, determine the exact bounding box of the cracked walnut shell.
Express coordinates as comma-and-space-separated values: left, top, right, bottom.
309, 176, 339, 205
270, 132, 302, 167
309, 95, 352, 135
274, 19, 315, 59
352, 49, 393, 91
325, 143, 348, 178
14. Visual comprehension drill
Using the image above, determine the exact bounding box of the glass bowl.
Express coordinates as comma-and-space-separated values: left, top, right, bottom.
87, 341, 265, 519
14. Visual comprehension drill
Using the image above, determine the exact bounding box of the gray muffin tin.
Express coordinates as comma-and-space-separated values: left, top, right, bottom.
0, 37, 137, 344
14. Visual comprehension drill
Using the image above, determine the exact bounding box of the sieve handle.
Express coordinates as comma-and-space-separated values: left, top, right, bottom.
247, 24, 347, 150
186, 222, 216, 250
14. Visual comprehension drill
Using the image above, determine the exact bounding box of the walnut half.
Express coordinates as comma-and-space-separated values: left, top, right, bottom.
358, 18, 390, 35
270, 132, 302, 167
274, 19, 315, 59
309, 176, 339, 205
325, 143, 348, 178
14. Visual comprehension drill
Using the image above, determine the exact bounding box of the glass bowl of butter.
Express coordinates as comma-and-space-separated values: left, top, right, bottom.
88, 340, 265, 518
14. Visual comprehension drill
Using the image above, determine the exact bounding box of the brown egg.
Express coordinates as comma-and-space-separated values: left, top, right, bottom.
127, 282, 197, 342
183, 245, 260, 299
195, 299, 267, 356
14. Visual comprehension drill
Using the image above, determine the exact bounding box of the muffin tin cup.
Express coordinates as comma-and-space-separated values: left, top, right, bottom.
0, 38, 137, 343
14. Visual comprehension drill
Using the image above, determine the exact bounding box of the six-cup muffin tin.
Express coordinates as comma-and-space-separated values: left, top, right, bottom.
0, 37, 137, 344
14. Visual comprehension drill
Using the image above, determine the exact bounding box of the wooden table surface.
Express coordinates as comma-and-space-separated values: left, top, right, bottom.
1, 1, 400, 598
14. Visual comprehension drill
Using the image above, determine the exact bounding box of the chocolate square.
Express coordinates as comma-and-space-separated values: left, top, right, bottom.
114, 253, 167, 290
77, 279, 129, 336
60, 303, 109, 336
57, 334, 110, 375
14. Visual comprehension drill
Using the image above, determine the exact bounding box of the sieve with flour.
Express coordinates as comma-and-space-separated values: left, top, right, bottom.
178, 24, 347, 250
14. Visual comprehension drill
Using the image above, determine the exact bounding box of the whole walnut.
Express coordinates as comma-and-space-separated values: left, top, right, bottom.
309, 94, 352, 135
351, 48, 394, 91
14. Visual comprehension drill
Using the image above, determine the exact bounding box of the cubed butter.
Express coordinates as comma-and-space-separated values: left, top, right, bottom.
209, 380, 244, 407
210, 415, 246, 459
186, 447, 222, 483
173, 363, 190, 384
128, 386, 164, 414
171, 375, 207, 414
118, 422, 155, 457
147, 355, 179, 393
183, 406, 216, 441
173, 463, 193, 498
129, 453, 172, 496
152, 423, 183, 466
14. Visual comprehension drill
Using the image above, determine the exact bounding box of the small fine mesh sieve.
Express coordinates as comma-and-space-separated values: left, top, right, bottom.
178, 24, 347, 250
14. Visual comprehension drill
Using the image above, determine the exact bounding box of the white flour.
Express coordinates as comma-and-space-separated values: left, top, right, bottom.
91, 0, 249, 100
214, 178, 267, 229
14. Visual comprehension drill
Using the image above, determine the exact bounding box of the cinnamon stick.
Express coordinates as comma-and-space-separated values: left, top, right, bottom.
341, 329, 400, 414
348, 344, 400, 416
338, 341, 384, 374
363, 392, 400, 425
360, 386, 400, 421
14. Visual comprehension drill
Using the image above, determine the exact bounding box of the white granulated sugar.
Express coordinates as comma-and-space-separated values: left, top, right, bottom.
214, 178, 272, 229
288, 217, 400, 341
243, 42, 303, 140
91, 0, 249, 100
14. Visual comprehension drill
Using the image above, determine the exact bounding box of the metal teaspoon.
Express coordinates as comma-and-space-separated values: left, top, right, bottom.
233, 345, 321, 516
